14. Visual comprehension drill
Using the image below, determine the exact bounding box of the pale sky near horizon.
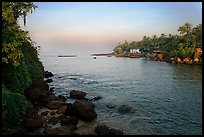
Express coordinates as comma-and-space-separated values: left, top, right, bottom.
19, 2, 202, 55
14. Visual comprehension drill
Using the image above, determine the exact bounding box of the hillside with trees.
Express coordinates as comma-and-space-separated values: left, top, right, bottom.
113, 23, 202, 64
2, 2, 44, 130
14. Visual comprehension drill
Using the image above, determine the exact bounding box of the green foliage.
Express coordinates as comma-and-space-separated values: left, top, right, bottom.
113, 23, 202, 60
2, 2, 37, 66
2, 85, 28, 126
2, 3, 44, 129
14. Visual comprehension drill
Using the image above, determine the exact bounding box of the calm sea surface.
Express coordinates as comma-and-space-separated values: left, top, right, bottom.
40, 54, 202, 135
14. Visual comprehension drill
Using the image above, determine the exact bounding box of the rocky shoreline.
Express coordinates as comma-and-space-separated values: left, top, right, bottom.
2, 71, 123, 135
92, 53, 202, 65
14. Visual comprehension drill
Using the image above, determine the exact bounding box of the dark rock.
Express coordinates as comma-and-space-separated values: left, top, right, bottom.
69, 124, 78, 131
72, 99, 97, 121
61, 116, 71, 126
69, 116, 78, 125
47, 101, 65, 110
95, 124, 110, 135
65, 103, 73, 116
90, 96, 102, 102
69, 77, 77, 80
48, 117, 61, 125
41, 111, 49, 116
31, 77, 49, 91
25, 88, 42, 100
49, 87, 54, 92
70, 90, 86, 100
45, 79, 53, 83
41, 90, 53, 97
45, 126, 70, 135
44, 71, 54, 78
106, 104, 115, 109
58, 95, 67, 102
118, 105, 132, 113
110, 128, 123, 135
46, 94, 60, 102
50, 111, 56, 115
57, 105, 68, 114
23, 115, 44, 131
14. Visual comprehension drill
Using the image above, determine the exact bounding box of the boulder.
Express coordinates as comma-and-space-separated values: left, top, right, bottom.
45, 79, 53, 83
70, 90, 86, 100
44, 71, 54, 78
46, 94, 60, 102
65, 103, 73, 116
57, 105, 68, 114
118, 105, 132, 113
110, 128, 123, 135
95, 124, 110, 135
106, 104, 115, 109
32, 77, 49, 91
176, 57, 183, 64
49, 87, 54, 92
45, 126, 70, 135
25, 88, 43, 100
23, 115, 44, 131
58, 95, 67, 102
47, 101, 65, 110
72, 99, 97, 121
61, 116, 71, 126
90, 96, 102, 102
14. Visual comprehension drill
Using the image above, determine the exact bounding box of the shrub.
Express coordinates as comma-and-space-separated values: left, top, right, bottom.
2, 85, 28, 127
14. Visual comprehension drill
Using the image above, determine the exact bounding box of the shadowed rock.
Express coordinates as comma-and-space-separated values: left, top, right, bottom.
72, 99, 97, 121
70, 90, 86, 100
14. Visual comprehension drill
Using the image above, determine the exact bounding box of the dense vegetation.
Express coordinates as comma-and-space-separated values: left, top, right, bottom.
113, 23, 202, 60
2, 2, 44, 127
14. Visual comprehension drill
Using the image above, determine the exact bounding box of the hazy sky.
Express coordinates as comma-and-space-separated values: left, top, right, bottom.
20, 2, 202, 55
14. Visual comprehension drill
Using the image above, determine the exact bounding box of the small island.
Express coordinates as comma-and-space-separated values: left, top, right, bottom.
58, 55, 77, 57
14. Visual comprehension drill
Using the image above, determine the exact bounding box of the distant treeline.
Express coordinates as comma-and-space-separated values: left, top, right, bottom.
113, 23, 202, 59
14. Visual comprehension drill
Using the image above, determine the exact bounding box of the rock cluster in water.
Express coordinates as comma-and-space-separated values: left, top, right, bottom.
3, 71, 123, 135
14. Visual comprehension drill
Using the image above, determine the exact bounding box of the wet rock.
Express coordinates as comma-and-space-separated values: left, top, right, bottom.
44, 71, 54, 78
49, 87, 54, 92
45, 126, 70, 135
90, 96, 102, 102
58, 95, 67, 102
95, 124, 110, 135
72, 99, 97, 121
110, 128, 123, 135
118, 105, 132, 113
70, 90, 86, 100
106, 104, 115, 109
45, 79, 53, 83
47, 101, 65, 110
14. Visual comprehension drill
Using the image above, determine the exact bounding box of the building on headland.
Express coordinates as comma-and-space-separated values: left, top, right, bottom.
130, 49, 140, 53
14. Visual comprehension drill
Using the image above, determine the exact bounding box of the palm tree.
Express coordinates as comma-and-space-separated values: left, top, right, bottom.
178, 23, 192, 35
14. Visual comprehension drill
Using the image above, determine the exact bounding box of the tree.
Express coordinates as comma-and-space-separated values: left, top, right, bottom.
178, 23, 192, 35
2, 2, 38, 66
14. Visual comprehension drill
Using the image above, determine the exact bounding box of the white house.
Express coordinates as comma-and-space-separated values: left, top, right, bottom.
130, 49, 140, 53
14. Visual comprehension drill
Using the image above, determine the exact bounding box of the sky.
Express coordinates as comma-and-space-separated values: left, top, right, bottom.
19, 2, 202, 55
